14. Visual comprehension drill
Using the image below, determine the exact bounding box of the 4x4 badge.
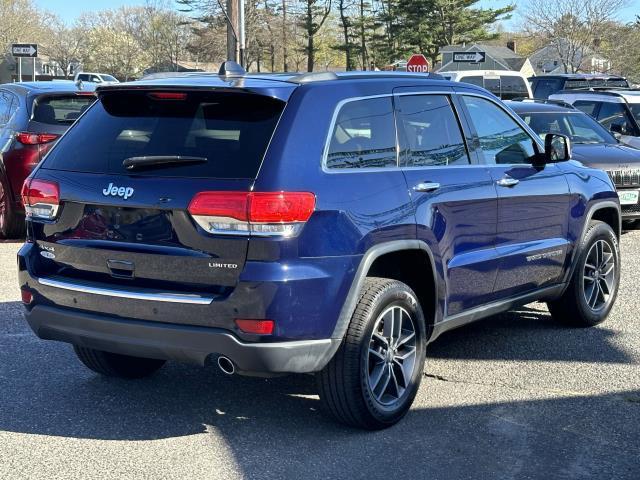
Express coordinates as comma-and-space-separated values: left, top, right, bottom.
103, 183, 134, 200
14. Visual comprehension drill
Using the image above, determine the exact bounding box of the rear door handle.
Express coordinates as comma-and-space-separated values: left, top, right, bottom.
496, 176, 520, 188
413, 182, 440, 193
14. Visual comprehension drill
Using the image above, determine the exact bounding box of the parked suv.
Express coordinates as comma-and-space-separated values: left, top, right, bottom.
549, 89, 640, 149
508, 100, 640, 222
18, 65, 622, 430
438, 70, 532, 99
74, 72, 119, 84
530, 74, 629, 99
0, 81, 96, 238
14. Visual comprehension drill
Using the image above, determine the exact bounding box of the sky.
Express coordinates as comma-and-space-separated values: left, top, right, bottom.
37, 0, 640, 28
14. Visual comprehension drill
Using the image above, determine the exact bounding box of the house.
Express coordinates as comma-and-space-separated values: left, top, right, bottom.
0, 53, 78, 83
438, 43, 535, 77
529, 40, 612, 75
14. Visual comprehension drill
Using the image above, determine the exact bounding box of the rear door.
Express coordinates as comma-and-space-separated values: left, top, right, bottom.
458, 94, 571, 299
28, 89, 286, 299
394, 88, 499, 317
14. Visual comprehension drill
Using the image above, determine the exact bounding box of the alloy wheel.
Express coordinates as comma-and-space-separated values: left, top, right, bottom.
583, 239, 616, 312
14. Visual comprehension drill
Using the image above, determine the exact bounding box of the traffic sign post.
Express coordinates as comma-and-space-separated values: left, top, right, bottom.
12, 44, 38, 82
406, 54, 430, 73
452, 51, 486, 63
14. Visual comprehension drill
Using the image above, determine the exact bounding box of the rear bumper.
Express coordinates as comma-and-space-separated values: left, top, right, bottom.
25, 304, 340, 375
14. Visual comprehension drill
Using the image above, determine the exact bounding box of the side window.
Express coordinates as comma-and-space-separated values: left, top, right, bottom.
77, 74, 89, 82
396, 94, 469, 167
500, 76, 528, 100
462, 96, 537, 165
597, 102, 633, 133
459, 76, 483, 88
573, 101, 599, 118
0, 91, 12, 124
326, 97, 397, 170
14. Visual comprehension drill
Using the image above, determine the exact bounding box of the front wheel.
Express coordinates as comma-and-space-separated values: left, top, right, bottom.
317, 277, 427, 430
548, 220, 620, 327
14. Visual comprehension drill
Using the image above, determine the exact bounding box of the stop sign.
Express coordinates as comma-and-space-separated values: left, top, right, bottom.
406, 54, 430, 73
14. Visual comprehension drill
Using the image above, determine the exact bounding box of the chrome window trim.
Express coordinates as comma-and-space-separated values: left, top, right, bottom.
37, 277, 215, 305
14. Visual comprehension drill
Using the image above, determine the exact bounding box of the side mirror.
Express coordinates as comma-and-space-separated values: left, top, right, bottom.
610, 123, 625, 136
544, 133, 572, 163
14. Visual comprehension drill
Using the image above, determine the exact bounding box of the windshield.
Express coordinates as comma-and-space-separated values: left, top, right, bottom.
628, 104, 640, 125
518, 111, 617, 144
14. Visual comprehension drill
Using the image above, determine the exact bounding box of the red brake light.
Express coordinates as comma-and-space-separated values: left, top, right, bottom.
16, 132, 59, 145
235, 319, 274, 335
148, 92, 188, 100
187, 191, 316, 237
20, 288, 33, 305
21, 179, 60, 220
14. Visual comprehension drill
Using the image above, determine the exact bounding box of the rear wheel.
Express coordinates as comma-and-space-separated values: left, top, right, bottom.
74, 346, 166, 379
317, 277, 427, 430
0, 174, 24, 239
548, 220, 620, 327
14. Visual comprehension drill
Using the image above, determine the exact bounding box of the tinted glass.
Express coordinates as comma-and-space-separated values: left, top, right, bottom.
326, 97, 397, 169
396, 95, 468, 167
532, 79, 563, 99
462, 96, 536, 164
573, 101, 599, 117
500, 76, 529, 100
42, 91, 285, 179
459, 76, 483, 87
628, 104, 640, 124
77, 74, 90, 82
519, 111, 616, 144
101, 75, 117, 82
0, 91, 12, 123
33, 95, 96, 125
484, 78, 501, 97
597, 102, 632, 131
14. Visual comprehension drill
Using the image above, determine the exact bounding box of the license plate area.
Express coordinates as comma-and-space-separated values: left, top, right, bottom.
619, 190, 639, 205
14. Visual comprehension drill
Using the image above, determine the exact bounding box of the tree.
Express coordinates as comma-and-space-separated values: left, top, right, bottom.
336, 0, 357, 70
522, 0, 629, 73
41, 17, 84, 78
297, 0, 332, 71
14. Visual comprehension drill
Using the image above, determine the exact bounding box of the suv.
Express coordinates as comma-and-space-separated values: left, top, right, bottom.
549, 89, 640, 150
438, 70, 532, 99
74, 72, 119, 84
508, 100, 640, 222
18, 65, 622, 430
530, 74, 629, 99
0, 81, 96, 238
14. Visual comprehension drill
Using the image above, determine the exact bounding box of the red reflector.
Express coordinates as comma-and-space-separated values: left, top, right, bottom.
21, 288, 32, 304
21, 179, 59, 206
148, 92, 188, 100
187, 192, 316, 223
235, 319, 274, 335
16, 132, 59, 145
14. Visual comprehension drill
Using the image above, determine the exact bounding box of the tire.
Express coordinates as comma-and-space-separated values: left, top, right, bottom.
73, 346, 166, 379
317, 277, 427, 430
548, 220, 620, 327
0, 174, 24, 239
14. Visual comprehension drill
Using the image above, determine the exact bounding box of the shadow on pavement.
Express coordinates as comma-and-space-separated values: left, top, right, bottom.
1, 302, 638, 479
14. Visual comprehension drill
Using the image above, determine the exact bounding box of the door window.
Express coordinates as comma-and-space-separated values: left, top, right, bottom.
396, 94, 469, 167
0, 91, 12, 124
596, 102, 635, 134
326, 97, 397, 169
462, 96, 537, 165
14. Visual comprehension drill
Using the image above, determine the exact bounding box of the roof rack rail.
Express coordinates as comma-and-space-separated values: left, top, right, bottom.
289, 72, 340, 83
510, 98, 576, 109
287, 71, 444, 84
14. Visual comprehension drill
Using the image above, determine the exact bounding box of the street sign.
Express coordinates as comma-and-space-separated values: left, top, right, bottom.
452, 51, 486, 63
11, 44, 38, 58
406, 54, 430, 73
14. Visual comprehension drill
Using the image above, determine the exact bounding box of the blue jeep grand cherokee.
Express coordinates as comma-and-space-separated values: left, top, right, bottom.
18, 65, 621, 429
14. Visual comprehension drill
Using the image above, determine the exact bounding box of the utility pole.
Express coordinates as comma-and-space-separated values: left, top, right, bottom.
238, 0, 245, 68
282, 0, 288, 72
226, 0, 239, 63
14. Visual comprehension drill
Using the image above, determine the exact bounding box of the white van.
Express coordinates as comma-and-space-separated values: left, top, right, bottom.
73, 72, 119, 84
438, 70, 533, 100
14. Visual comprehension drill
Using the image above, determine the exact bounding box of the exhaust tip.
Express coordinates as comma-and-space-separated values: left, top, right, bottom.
217, 356, 235, 375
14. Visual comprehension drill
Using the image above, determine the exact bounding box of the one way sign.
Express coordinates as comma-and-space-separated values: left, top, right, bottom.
12, 44, 38, 58
453, 51, 485, 63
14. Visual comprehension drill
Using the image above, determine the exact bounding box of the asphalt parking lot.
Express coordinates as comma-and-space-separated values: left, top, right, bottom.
1, 231, 639, 480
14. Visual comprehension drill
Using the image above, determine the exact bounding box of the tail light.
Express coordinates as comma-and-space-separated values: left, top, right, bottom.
188, 191, 316, 237
21, 179, 60, 220
16, 132, 59, 145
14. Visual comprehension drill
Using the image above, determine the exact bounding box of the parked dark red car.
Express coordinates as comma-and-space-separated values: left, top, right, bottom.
0, 81, 96, 237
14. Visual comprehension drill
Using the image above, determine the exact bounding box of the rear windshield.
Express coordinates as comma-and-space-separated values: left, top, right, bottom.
32, 95, 96, 125
41, 91, 285, 179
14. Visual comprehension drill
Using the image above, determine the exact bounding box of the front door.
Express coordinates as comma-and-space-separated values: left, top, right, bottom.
459, 94, 571, 299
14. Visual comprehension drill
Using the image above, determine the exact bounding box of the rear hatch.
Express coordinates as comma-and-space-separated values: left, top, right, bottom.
25, 88, 287, 299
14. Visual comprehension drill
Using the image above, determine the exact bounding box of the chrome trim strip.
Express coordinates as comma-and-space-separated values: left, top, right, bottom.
37, 277, 215, 305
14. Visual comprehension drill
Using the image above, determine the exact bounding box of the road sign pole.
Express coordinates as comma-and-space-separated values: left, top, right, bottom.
17, 57, 21, 82
32, 57, 35, 81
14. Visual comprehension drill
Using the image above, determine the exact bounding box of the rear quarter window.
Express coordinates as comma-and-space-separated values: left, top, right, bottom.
41, 91, 285, 179
32, 95, 96, 125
